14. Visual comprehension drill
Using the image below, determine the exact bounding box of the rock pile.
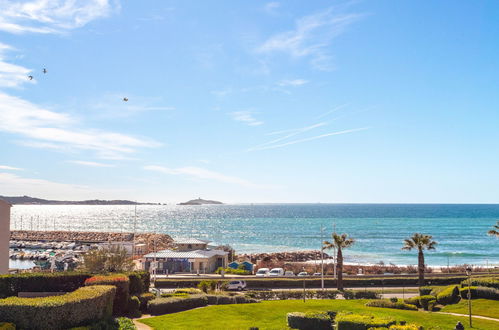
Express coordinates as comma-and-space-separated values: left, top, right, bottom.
237, 250, 330, 263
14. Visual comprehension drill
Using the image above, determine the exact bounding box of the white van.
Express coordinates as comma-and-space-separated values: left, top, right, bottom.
268, 268, 285, 277
255, 268, 270, 277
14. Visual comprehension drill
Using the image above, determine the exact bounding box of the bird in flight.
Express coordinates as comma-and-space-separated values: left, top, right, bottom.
42, 68, 47, 74
28, 75, 33, 80
123, 97, 129, 102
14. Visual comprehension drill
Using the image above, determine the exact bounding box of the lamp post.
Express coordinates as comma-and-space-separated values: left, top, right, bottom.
466, 267, 472, 328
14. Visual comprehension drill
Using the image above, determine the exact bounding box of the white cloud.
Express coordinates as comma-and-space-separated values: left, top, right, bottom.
0, 92, 161, 159
67, 160, 116, 167
144, 165, 267, 189
249, 127, 368, 151
264, 2, 280, 13
278, 79, 308, 87
0, 43, 34, 88
256, 7, 363, 70
229, 111, 263, 126
0, 0, 119, 34
0, 165, 23, 171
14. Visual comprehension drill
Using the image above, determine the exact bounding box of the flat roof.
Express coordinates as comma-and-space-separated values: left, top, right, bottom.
174, 238, 211, 245
144, 249, 227, 259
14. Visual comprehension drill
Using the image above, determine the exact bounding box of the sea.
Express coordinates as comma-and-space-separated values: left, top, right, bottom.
9, 204, 499, 267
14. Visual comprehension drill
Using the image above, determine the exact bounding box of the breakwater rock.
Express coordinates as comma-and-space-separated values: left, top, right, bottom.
238, 250, 330, 263
10, 230, 174, 252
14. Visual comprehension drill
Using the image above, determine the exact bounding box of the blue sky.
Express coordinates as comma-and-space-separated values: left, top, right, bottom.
1, 0, 499, 203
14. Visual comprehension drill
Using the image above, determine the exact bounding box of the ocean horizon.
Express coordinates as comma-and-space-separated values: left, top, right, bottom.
9, 203, 499, 267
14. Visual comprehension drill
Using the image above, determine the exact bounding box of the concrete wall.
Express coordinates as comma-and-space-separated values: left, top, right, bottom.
0, 200, 12, 274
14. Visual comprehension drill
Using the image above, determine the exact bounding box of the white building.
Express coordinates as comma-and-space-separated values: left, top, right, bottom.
0, 199, 12, 274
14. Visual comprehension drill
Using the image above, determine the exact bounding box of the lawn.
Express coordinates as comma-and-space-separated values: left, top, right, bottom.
139, 299, 499, 330
441, 299, 499, 319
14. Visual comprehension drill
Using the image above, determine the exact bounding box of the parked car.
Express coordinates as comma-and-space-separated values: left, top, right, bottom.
313, 272, 322, 276
255, 268, 270, 277
297, 272, 309, 277
268, 268, 285, 277
284, 270, 295, 277
226, 280, 247, 291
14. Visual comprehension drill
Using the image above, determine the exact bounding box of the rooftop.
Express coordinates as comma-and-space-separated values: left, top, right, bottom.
144, 249, 228, 259
174, 238, 211, 245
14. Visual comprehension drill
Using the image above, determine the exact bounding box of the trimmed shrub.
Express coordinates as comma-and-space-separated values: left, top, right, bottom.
436, 285, 460, 305
148, 294, 208, 315
175, 288, 203, 295
116, 317, 136, 330
389, 325, 422, 330
85, 274, 130, 316
126, 271, 150, 295
216, 267, 251, 275
417, 295, 436, 311
0, 323, 15, 330
336, 313, 396, 330
403, 296, 420, 308
459, 286, 499, 300
244, 290, 339, 301
365, 299, 418, 311
127, 296, 141, 318
287, 312, 333, 330
0, 272, 91, 298
138, 292, 155, 313
0, 285, 115, 329
463, 277, 499, 289
343, 290, 380, 300
419, 286, 433, 295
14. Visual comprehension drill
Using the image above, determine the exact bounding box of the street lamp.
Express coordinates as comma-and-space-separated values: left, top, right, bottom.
465, 267, 472, 328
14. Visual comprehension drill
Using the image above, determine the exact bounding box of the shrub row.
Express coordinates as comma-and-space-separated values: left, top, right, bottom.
245, 290, 339, 300
148, 294, 208, 315
138, 293, 155, 313
463, 276, 499, 289
343, 290, 380, 300
0, 272, 91, 298
155, 275, 472, 289
206, 294, 258, 305
0, 285, 115, 329
336, 313, 396, 330
85, 274, 130, 316
436, 285, 460, 305
287, 311, 334, 330
216, 267, 251, 275
459, 286, 499, 300
403, 296, 420, 308
365, 299, 418, 311
418, 295, 437, 311
126, 271, 150, 295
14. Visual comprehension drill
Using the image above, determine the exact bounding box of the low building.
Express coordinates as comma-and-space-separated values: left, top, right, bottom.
142, 238, 228, 274
0, 199, 12, 274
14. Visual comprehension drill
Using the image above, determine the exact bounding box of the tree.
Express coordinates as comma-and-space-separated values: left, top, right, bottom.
402, 233, 437, 286
323, 233, 355, 290
488, 221, 499, 237
83, 245, 134, 273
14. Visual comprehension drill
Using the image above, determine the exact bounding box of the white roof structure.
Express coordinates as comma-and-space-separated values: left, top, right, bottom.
174, 238, 211, 245
144, 249, 227, 259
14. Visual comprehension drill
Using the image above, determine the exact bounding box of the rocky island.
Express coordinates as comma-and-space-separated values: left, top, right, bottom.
0, 195, 160, 205
178, 198, 223, 205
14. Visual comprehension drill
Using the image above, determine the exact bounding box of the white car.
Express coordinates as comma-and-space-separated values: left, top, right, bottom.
297, 272, 309, 277
284, 270, 295, 277
255, 268, 270, 277
226, 280, 247, 291
268, 268, 285, 277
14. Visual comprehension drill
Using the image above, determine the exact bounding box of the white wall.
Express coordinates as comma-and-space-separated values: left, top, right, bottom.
0, 200, 11, 274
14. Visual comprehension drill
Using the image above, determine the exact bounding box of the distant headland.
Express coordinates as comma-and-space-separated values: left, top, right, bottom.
178, 198, 223, 205
0, 195, 160, 205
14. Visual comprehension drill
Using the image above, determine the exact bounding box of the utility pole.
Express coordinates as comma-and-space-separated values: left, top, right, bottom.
320, 225, 325, 291
333, 222, 337, 279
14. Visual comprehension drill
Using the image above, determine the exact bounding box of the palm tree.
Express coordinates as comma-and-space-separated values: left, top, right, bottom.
323, 233, 355, 290
402, 233, 437, 286
488, 221, 499, 237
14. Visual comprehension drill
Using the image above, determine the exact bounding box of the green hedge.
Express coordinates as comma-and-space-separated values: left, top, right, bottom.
126, 296, 141, 317
0, 285, 115, 329
154, 275, 472, 289
403, 297, 420, 308
205, 294, 258, 305
287, 311, 334, 330
336, 313, 396, 330
343, 290, 380, 300
365, 299, 418, 311
418, 295, 436, 311
148, 294, 208, 315
419, 286, 433, 295
0, 272, 91, 298
459, 286, 499, 300
436, 285, 460, 305
0, 323, 15, 330
388, 325, 422, 330
244, 290, 339, 301
126, 271, 150, 295
138, 293, 155, 313
85, 274, 130, 316
463, 277, 499, 289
